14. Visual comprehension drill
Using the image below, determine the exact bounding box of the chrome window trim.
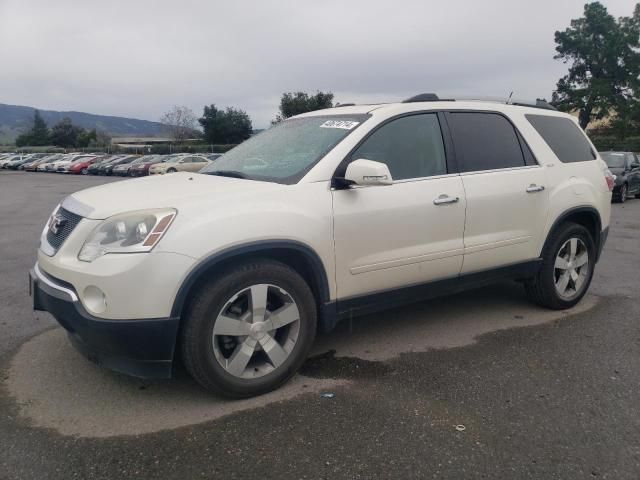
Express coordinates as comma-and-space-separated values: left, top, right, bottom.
459, 165, 543, 176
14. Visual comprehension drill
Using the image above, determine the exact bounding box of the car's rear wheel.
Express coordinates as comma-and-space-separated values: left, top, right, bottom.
167, 168, 177, 173
181, 260, 317, 398
525, 222, 595, 309
81, 168, 88, 175
617, 184, 628, 203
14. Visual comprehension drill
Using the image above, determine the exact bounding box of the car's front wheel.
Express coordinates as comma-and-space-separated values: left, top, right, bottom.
167, 168, 177, 173
525, 222, 595, 309
181, 260, 317, 398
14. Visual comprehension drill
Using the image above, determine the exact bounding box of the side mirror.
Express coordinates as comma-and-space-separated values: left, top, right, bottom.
343, 159, 393, 187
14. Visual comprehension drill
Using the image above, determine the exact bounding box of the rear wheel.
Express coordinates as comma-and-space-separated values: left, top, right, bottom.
617, 184, 628, 203
525, 222, 595, 309
81, 168, 88, 175
167, 168, 177, 173
181, 260, 317, 398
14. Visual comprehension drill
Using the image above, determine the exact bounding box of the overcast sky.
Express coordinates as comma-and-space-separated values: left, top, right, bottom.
0, 0, 634, 128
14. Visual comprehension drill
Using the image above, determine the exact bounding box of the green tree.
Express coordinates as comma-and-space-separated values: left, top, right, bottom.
50, 117, 85, 148
15, 132, 32, 147
198, 105, 253, 144
15, 110, 50, 146
77, 128, 98, 148
273, 91, 334, 123
30, 110, 50, 145
552, 2, 640, 129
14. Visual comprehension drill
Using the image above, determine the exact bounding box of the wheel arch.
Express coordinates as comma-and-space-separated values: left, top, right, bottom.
171, 240, 332, 327
542, 206, 603, 260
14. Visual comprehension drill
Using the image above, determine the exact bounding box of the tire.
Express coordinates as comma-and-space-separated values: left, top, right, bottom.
167, 168, 177, 173
81, 168, 88, 175
181, 260, 317, 398
525, 222, 595, 310
617, 184, 627, 203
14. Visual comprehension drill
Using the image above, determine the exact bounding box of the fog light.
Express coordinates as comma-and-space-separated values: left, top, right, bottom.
83, 286, 107, 314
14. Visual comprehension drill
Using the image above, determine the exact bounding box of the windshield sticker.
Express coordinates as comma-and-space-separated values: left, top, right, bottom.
320, 120, 360, 130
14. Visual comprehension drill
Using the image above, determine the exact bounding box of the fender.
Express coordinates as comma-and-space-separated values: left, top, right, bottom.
170, 240, 332, 322
542, 206, 603, 260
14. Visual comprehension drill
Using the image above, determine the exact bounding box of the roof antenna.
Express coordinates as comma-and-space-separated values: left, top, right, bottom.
506, 92, 514, 105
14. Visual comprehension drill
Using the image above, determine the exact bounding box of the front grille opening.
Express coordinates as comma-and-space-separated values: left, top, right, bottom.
46, 207, 83, 253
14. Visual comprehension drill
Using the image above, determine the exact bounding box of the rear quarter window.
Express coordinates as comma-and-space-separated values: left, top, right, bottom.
525, 114, 596, 163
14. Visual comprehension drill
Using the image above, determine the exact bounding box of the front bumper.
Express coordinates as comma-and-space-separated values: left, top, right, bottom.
29, 264, 180, 379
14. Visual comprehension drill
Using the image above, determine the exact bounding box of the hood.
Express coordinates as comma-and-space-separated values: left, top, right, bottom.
65, 172, 283, 219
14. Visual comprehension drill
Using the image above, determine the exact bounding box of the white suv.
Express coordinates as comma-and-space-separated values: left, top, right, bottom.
30, 94, 613, 397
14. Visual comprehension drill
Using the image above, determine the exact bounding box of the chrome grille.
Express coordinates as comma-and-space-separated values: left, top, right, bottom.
46, 207, 83, 252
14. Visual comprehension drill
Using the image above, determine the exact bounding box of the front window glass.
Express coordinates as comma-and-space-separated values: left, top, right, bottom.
350, 113, 447, 180
201, 114, 369, 183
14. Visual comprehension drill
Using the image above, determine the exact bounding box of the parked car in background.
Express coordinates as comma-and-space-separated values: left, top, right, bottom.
149, 154, 211, 175
30, 96, 612, 398
0, 154, 22, 168
88, 156, 121, 175
100, 155, 138, 175
68, 156, 104, 175
128, 155, 167, 177
112, 156, 152, 176
601, 151, 640, 202
56, 155, 98, 173
16, 153, 50, 170
23, 154, 63, 171
6, 154, 39, 170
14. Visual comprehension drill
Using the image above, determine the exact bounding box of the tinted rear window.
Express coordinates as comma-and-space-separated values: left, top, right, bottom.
447, 112, 526, 172
526, 114, 596, 163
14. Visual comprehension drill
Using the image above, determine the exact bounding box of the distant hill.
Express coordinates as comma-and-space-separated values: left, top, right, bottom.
0, 103, 166, 144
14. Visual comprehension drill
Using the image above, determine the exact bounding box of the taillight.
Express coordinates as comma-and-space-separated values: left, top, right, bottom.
604, 169, 615, 192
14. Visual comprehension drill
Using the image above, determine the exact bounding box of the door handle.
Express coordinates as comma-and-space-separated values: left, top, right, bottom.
526, 184, 545, 193
433, 194, 460, 205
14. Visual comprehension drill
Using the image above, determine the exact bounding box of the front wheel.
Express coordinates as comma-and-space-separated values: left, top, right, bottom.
167, 168, 177, 173
525, 222, 595, 309
181, 260, 317, 398
81, 168, 88, 175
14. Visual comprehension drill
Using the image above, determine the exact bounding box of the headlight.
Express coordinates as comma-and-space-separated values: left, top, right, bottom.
78, 209, 176, 262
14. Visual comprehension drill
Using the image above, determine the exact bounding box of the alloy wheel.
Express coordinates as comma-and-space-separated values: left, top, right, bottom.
553, 237, 590, 300
211, 284, 301, 379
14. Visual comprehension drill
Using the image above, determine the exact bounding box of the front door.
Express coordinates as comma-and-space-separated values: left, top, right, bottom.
332, 113, 466, 300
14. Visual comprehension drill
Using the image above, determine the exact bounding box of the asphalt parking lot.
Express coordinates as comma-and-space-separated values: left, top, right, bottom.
1, 170, 640, 479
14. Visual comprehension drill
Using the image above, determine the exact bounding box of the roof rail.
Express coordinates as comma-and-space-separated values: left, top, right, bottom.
402, 93, 442, 103
510, 99, 558, 111
401, 93, 558, 111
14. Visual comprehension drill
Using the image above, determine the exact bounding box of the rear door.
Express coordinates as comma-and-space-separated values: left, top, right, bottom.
445, 111, 549, 274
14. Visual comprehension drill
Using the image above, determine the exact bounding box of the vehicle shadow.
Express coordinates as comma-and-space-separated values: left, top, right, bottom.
4, 281, 597, 438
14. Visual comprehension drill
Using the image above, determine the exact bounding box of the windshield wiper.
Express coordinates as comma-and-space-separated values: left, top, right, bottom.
205, 170, 249, 179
